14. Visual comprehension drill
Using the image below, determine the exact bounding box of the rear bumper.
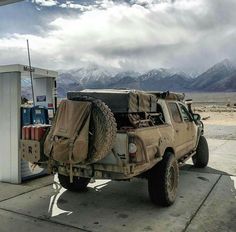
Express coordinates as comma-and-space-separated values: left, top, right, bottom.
56, 158, 161, 180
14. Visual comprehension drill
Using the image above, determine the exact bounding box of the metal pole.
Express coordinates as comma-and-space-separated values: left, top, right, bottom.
26, 39, 35, 106
54, 78, 57, 112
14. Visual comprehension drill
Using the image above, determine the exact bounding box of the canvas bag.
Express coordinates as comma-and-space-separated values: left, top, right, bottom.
44, 100, 92, 163
128, 91, 156, 113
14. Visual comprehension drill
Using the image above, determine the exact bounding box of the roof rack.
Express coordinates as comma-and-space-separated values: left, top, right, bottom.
148, 91, 185, 101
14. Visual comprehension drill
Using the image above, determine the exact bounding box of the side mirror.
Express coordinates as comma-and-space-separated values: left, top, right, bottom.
193, 113, 201, 121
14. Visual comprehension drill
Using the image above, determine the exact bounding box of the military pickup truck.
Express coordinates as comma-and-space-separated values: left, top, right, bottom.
21, 89, 209, 207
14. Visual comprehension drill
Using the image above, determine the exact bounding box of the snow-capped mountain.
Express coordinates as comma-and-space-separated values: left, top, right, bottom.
113, 71, 140, 80
190, 59, 236, 91
60, 64, 118, 86
140, 68, 173, 81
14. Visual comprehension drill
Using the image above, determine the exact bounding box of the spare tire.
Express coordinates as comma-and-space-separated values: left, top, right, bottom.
73, 96, 117, 163
44, 97, 117, 164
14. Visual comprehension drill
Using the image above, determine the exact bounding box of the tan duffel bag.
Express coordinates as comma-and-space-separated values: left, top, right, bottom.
44, 100, 92, 163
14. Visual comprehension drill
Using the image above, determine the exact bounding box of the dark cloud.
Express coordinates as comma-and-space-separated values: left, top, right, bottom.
0, 0, 235, 73
0, 0, 85, 36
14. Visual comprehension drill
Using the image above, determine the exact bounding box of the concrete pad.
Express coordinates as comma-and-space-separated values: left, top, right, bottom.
211, 139, 236, 154
184, 139, 236, 176
0, 209, 82, 232
22, 175, 54, 188
0, 175, 53, 202
0, 182, 32, 202
206, 139, 228, 152
0, 171, 219, 232
186, 175, 236, 232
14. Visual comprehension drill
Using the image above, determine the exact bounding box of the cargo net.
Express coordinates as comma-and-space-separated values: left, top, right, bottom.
150, 91, 185, 101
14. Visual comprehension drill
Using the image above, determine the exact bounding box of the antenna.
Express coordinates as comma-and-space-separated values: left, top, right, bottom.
26, 39, 35, 106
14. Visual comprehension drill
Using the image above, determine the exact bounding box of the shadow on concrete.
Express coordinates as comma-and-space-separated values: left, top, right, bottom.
185, 173, 236, 231
0, 165, 234, 232
45, 165, 236, 232
180, 164, 231, 176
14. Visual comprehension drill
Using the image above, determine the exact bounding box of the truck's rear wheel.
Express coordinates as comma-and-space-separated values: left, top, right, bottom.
192, 135, 209, 168
58, 174, 90, 192
148, 152, 179, 206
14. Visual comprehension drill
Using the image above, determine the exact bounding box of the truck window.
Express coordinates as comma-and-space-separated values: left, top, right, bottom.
156, 103, 165, 123
179, 104, 192, 122
168, 102, 182, 123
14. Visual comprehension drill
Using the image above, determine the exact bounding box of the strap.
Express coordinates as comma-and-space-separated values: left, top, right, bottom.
137, 94, 140, 112
68, 109, 91, 183
150, 96, 152, 111
47, 138, 54, 174
68, 140, 74, 183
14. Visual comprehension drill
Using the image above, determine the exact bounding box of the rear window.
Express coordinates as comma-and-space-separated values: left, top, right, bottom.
168, 102, 182, 123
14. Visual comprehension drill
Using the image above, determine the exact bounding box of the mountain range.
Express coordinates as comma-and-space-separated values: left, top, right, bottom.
22, 59, 236, 98
56, 59, 236, 97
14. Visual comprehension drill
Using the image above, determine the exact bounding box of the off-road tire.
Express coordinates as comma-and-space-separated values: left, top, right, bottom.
70, 95, 117, 163
148, 152, 179, 206
58, 174, 91, 192
87, 98, 117, 163
192, 135, 209, 168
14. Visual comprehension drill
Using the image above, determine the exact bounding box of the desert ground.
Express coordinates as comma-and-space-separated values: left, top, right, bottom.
189, 92, 236, 139
197, 110, 236, 125
192, 100, 236, 126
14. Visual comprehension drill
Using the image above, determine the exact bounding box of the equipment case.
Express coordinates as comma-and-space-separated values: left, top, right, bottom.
68, 89, 157, 113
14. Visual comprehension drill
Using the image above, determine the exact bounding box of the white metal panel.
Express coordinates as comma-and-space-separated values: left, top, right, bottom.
33, 77, 55, 108
0, 72, 21, 183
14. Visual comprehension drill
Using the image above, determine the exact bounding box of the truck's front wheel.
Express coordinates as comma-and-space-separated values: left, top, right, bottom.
192, 135, 209, 168
148, 152, 179, 206
58, 174, 91, 192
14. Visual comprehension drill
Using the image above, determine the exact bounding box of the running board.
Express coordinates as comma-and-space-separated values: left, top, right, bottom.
178, 151, 196, 167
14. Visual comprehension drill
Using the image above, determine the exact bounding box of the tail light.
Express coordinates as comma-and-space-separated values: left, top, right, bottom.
129, 143, 137, 163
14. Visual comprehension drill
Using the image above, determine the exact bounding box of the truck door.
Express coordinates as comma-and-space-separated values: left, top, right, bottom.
178, 103, 197, 152
167, 102, 188, 159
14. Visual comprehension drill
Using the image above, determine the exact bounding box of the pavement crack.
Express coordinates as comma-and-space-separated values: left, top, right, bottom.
183, 169, 235, 177
182, 174, 222, 232
0, 207, 92, 232
0, 183, 53, 203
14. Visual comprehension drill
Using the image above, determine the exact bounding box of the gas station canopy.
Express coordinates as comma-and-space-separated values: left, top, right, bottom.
0, 64, 57, 78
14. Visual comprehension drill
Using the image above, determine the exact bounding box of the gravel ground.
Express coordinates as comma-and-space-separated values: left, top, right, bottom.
193, 105, 236, 140
204, 124, 236, 140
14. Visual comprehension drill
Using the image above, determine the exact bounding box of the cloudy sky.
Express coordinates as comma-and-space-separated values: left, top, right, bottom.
0, 0, 236, 73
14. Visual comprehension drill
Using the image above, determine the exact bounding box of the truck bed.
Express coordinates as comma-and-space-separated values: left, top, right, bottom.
58, 125, 173, 180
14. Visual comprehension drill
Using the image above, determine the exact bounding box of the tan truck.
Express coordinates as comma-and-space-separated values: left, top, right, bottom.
21, 89, 209, 207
